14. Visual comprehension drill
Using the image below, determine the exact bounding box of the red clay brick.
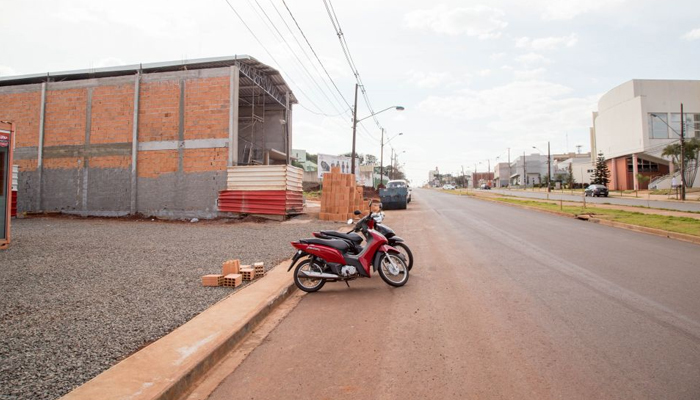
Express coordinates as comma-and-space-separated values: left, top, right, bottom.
91, 85, 134, 144
0, 91, 42, 148
137, 150, 178, 178
44, 89, 87, 146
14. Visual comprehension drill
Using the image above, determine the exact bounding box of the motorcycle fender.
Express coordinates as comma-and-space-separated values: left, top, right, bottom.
389, 236, 405, 244
287, 250, 308, 272
371, 245, 405, 272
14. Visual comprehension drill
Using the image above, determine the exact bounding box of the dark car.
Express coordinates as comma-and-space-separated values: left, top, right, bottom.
480, 184, 491, 190
584, 184, 609, 197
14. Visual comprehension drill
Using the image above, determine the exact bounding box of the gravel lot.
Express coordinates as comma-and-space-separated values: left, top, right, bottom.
0, 216, 336, 400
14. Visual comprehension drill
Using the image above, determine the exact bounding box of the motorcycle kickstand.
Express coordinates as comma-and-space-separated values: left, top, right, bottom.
345, 280, 350, 288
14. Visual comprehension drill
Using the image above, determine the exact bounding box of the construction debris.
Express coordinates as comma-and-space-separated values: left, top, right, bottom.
320, 166, 370, 221
201, 259, 266, 287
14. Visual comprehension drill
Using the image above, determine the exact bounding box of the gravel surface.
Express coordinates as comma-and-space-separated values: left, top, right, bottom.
0, 216, 336, 400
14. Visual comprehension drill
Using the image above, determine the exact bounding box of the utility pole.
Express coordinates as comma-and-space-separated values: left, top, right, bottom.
390, 148, 394, 180
379, 128, 384, 188
508, 148, 510, 187
351, 83, 359, 174
487, 159, 491, 186
474, 163, 478, 189
681, 103, 686, 201
547, 141, 551, 193
461, 165, 465, 188
523, 151, 527, 187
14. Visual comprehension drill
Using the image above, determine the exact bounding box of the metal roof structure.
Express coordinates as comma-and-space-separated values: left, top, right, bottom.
0, 55, 297, 108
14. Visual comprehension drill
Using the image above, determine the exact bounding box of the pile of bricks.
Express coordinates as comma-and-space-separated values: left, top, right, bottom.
320, 166, 370, 221
201, 259, 266, 288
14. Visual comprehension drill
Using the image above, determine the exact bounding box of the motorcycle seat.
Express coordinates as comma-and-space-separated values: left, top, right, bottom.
319, 230, 363, 244
300, 238, 350, 252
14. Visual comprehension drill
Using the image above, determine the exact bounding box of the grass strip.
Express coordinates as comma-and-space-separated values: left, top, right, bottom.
492, 197, 700, 237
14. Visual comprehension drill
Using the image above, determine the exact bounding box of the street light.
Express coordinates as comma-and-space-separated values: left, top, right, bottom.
351, 91, 404, 174
651, 110, 686, 200
532, 142, 551, 193
379, 131, 403, 187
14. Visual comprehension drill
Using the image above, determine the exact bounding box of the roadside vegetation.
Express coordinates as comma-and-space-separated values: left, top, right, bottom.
492, 197, 700, 237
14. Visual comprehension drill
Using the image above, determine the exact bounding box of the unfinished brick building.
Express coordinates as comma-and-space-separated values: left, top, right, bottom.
0, 56, 297, 218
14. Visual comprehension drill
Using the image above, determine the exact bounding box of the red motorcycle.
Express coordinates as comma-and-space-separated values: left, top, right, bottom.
287, 211, 409, 292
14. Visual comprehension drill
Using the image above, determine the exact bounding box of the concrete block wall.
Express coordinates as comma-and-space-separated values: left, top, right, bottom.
0, 68, 250, 218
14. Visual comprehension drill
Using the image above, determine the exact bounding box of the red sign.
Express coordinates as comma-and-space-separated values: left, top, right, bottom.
0, 133, 8, 147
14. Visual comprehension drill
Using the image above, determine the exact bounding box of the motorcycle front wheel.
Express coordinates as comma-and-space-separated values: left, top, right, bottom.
393, 242, 414, 271
294, 259, 326, 292
378, 253, 409, 287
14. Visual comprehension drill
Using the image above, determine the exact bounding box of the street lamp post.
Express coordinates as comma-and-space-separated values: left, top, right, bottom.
533, 142, 551, 193
380, 131, 403, 187
351, 100, 404, 174
651, 109, 686, 200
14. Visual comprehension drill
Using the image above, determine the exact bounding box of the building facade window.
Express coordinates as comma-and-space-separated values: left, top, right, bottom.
626, 157, 660, 172
649, 113, 669, 139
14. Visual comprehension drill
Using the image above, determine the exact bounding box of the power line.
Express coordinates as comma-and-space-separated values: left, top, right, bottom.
220, 0, 328, 115
268, 0, 348, 112
247, 0, 347, 116
281, 0, 353, 111
321, 0, 387, 139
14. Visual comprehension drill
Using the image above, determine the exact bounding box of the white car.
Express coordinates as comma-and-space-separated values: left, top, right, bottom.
442, 184, 456, 190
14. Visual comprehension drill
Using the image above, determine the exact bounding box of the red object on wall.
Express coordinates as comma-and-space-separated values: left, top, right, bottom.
218, 190, 303, 216
11, 191, 17, 217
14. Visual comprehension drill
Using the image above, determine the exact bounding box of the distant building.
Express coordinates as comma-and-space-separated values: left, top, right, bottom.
493, 162, 510, 187
291, 149, 317, 172
472, 172, 494, 188
592, 79, 700, 190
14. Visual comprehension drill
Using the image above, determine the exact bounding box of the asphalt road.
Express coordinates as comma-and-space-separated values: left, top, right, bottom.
207, 188, 700, 399
489, 188, 700, 212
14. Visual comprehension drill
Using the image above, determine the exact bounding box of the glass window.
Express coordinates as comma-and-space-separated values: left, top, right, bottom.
649, 113, 669, 139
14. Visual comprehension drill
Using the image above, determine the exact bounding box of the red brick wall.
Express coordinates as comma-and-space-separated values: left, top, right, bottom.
137, 150, 178, 178
44, 89, 87, 146
138, 81, 180, 142
90, 155, 131, 169
183, 148, 227, 173
0, 91, 42, 148
184, 77, 229, 140
44, 157, 82, 170
16, 159, 38, 172
91, 85, 134, 144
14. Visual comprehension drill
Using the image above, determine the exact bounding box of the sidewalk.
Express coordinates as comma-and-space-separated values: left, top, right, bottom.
60, 262, 297, 400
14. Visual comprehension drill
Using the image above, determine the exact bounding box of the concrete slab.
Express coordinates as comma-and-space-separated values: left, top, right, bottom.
60, 261, 296, 400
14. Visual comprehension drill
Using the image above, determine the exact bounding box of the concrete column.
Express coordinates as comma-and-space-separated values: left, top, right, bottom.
632, 153, 639, 191
229, 65, 240, 166
37, 82, 47, 211
611, 157, 617, 190
130, 73, 140, 214
82, 87, 93, 212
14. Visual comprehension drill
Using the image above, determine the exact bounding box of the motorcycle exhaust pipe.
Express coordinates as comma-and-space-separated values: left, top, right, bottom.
300, 271, 340, 279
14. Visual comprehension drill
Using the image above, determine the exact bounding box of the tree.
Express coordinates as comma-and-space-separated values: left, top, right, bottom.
364, 154, 378, 165
591, 152, 610, 186
306, 153, 318, 164
661, 137, 700, 187
567, 162, 575, 189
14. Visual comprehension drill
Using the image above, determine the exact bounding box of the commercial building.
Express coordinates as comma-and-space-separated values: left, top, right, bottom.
591, 79, 700, 190
0, 55, 297, 218
493, 162, 510, 188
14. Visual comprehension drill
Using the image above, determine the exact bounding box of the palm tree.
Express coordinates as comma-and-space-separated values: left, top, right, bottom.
662, 138, 700, 187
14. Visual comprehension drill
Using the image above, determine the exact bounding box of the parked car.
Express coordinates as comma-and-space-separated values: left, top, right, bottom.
584, 184, 609, 197
480, 184, 491, 190
442, 184, 456, 190
381, 180, 410, 209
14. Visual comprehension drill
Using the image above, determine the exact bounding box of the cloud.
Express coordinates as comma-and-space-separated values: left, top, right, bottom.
417, 80, 599, 143
0, 65, 17, 77
515, 53, 552, 66
405, 70, 473, 89
404, 5, 508, 39
406, 70, 454, 89
539, 0, 627, 20
490, 52, 507, 61
681, 28, 700, 41
515, 34, 578, 50
94, 57, 126, 68
513, 68, 547, 80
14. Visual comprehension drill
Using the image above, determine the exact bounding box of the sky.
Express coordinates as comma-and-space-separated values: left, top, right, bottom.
2, 0, 699, 185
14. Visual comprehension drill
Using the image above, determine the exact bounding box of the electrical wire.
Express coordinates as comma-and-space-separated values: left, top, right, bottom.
248, 0, 347, 116
220, 0, 328, 115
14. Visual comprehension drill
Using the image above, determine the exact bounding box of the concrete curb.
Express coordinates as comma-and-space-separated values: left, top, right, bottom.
60, 261, 298, 400
471, 194, 700, 246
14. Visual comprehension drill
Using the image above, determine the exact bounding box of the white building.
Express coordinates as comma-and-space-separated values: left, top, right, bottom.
592, 79, 700, 190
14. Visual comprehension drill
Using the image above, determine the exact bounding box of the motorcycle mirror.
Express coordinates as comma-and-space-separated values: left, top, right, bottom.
353, 210, 361, 215
347, 219, 353, 225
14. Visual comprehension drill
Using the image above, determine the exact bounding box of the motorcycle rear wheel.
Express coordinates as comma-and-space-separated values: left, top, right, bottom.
378, 253, 409, 287
393, 242, 414, 271
294, 259, 326, 292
